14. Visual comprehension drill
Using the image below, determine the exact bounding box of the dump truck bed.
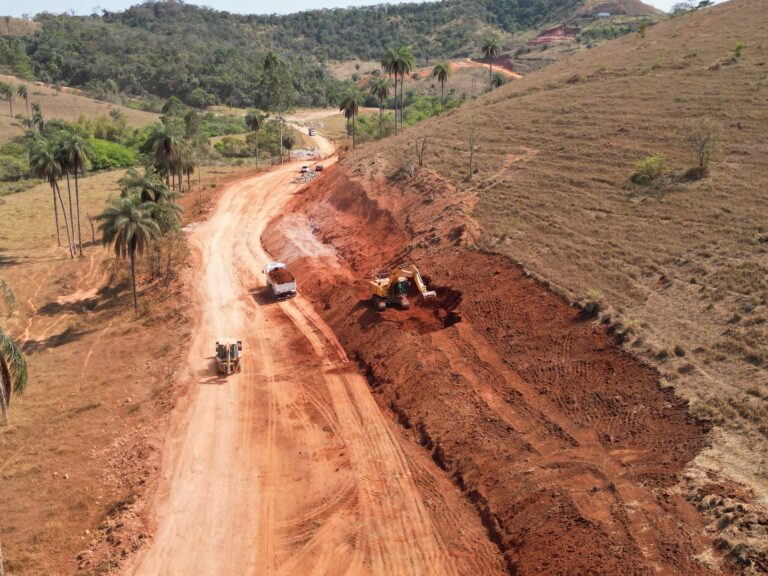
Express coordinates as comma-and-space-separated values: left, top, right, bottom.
263, 262, 297, 299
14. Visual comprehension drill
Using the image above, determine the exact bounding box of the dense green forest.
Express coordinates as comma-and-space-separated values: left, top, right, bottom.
0, 0, 583, 107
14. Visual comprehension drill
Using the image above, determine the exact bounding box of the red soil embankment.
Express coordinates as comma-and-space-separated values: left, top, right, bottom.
264, 164, 720, 575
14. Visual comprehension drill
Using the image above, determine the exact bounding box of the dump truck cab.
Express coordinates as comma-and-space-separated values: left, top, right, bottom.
215, 338, 242, 375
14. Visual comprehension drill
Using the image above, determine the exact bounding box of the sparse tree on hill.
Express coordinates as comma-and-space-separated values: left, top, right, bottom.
0, 326, 28, 424
0, 82, 13, 116
491, 72, 505, 89
31, 101, 44, 131
482, 36, 502, 87
17, 84, 29, 117
395, 46, 416, 131
97, 195, 161, 315
381, 48, 400, 133
340, 86, 364, 149
245, 110, 263, 168
685, 118, 718, 179
431, 62, 452, 111
368, 76, 392, 137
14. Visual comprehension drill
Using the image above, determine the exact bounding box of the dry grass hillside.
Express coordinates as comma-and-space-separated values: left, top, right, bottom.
0, 17, 40, 37
342, 0, 768, 556
0, 75, 158, 144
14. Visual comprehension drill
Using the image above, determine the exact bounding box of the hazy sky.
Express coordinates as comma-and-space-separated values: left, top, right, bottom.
4, 0, 718, 19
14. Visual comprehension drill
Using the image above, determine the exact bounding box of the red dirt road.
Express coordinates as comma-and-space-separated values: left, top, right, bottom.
127, 146, 505, 574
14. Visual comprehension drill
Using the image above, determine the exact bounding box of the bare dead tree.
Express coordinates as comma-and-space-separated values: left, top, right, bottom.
414, 136, 428, 167
468, 125, 478, 181
87, 214, 95, 245
685, 117, 718, 177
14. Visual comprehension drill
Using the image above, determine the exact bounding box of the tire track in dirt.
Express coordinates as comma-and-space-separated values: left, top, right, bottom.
128, 150, 499, 574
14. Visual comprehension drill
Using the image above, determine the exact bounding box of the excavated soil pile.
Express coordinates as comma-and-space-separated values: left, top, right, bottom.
264, 165, 721, 575
268, 267, 295, 284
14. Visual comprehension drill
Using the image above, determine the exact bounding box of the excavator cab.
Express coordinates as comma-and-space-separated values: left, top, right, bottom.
369, 265, 436, 312
215, 338, 243, 375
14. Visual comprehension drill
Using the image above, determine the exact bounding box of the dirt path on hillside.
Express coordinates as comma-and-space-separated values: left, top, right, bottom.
128, 139, 503, 575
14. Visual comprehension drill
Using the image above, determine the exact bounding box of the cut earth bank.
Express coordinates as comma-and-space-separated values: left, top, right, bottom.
264, 164, 736, 575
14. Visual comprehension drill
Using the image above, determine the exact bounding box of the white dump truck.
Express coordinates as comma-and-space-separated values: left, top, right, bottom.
263, 262, 297, 300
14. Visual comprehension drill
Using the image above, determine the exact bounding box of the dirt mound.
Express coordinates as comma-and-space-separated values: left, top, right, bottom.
268, 267, 294, 284
264, 166, 724, 575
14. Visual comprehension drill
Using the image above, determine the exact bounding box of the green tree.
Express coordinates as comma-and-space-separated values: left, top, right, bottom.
0, 82, 13, 116
97, 195, 161, 315
245, 110, 263, 168
395, 46, 416, 131
145, 123, 182, 190
431, 62, 452, 111
119, 167, 176, 204
0, 280, 27, 424
17, 84, 29, 117
339, 87, 364, 149
60, 134, 93, 255
262, 51, 292, 164
368, 76, 392, 138
491, 72, 505, 88
381, 48, 399, 134
31, 101, 44, 131
482, 36, 502, 87
29, 137, 74, 256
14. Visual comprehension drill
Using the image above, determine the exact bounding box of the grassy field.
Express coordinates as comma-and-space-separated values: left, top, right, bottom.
0, 75, 159, 145
344, 0, 768, 535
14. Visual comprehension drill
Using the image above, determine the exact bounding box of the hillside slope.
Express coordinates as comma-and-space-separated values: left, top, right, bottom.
266, 0, 768, 572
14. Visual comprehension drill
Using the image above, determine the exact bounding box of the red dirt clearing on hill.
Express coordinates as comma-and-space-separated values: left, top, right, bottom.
265, 165, 724, 575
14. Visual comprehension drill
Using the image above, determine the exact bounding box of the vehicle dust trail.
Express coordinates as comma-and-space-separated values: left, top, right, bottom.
131, 133, 457, 575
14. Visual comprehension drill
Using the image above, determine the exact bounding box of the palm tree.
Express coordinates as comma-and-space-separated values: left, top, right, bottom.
245, 110, 263, 168
482, 36, 502, 87
17, 84, 29, 117
61, 134, 93, 255
1, 279, 28, 424
29, 138, 74, 256
97, 195, 161, 315
381, 48, 399, 134
0, 82, 12, 116
263, 51, 288, 164
491, 72, 505, 89
118, 167, 176, 204
54, 134, 77, 257
395, 46, 416, 131
145, 123, 181, 190
0, 329, 28, 424
339, 87, 364, 149
31, 102, 44, 131
368, 77, 392, 138
431, 62, 452, 111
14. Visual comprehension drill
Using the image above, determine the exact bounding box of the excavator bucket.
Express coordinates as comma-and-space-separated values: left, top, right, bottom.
421, 290, 437, 301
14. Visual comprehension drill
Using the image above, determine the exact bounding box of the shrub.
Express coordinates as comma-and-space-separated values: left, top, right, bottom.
630, 154, 666, 185
735, 40, 745, 58
0, 154, 27, 181
88, 138, 138, 170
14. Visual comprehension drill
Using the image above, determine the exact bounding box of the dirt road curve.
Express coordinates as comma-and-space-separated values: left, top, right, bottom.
129, 142, 462, 575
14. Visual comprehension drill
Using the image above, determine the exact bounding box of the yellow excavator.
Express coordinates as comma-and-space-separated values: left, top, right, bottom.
369, 264, 437, 311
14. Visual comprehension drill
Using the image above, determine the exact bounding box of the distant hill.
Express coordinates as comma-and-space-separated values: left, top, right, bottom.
0, 0, 659, 108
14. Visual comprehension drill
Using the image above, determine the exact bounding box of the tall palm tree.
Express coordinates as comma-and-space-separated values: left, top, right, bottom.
431, 62, 452, 111
17, 84, 29, 117
29, 138, 74, 256
368, 77, 392, 138
381, 48, 399, 134
97, 195, 161, 315
263, 51, 289, 164
245, 110, 263, 168
145, 123, 181, 190
0, 82, 12, 116
339, 87, 364, 149
395, 46, 416, 132
61, 134, 93, 255
31, 101, 44, 131
482, 36, 502, 87
54, 134, 77, 257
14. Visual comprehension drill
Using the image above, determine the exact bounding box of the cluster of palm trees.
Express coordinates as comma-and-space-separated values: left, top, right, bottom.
28, 132, 94, 258
97, 168, 181, 315
482, 36, 505, 88
143, 122, 199, 194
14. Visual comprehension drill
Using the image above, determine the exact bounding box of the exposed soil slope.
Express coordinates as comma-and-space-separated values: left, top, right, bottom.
330, 0, 768, 564
265, 166, 726, 575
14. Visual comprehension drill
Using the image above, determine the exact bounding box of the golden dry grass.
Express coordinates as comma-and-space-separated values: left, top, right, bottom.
0, 74, 159, 145
344, 0, 768, 511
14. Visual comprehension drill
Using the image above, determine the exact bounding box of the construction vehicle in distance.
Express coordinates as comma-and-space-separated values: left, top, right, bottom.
369, 264, 437, 311
215, 338, 242, 375
263, 262, 297, 300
